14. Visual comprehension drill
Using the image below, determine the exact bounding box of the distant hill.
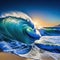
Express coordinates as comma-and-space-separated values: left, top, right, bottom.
37, 24, 60, 30
55, 24, 60, 27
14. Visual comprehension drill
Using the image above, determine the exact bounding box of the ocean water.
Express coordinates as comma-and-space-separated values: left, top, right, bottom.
0, 27, 60, 60
0, 36, 60, 60
39, 27, 60, 36
35, 36, 60, 60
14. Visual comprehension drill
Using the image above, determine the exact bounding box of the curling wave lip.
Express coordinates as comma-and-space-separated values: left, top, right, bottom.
25, 28, 40, 40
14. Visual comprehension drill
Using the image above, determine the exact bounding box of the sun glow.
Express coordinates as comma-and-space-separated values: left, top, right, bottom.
32, 17, 58, 28
32, 17, 43, 29
33, 22, 43, 29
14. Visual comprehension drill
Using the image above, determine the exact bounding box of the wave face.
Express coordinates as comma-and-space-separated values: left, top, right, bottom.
0, 12, 40, 44
0, 12, 40, 59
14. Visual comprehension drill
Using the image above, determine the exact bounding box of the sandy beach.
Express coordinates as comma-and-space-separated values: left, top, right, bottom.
0, 52, 54, 60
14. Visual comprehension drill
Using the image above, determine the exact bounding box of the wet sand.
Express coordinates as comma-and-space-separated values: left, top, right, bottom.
0, 52, 28, 60
0, 52, 54, 60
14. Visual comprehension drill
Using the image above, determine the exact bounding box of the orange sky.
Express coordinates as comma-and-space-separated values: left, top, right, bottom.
32, 17, 58, 28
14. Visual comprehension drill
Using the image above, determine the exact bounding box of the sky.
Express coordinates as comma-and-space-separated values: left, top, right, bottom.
0, 0, 60, 27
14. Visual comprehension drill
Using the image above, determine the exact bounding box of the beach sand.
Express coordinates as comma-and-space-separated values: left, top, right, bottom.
0, 52, 54, 60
